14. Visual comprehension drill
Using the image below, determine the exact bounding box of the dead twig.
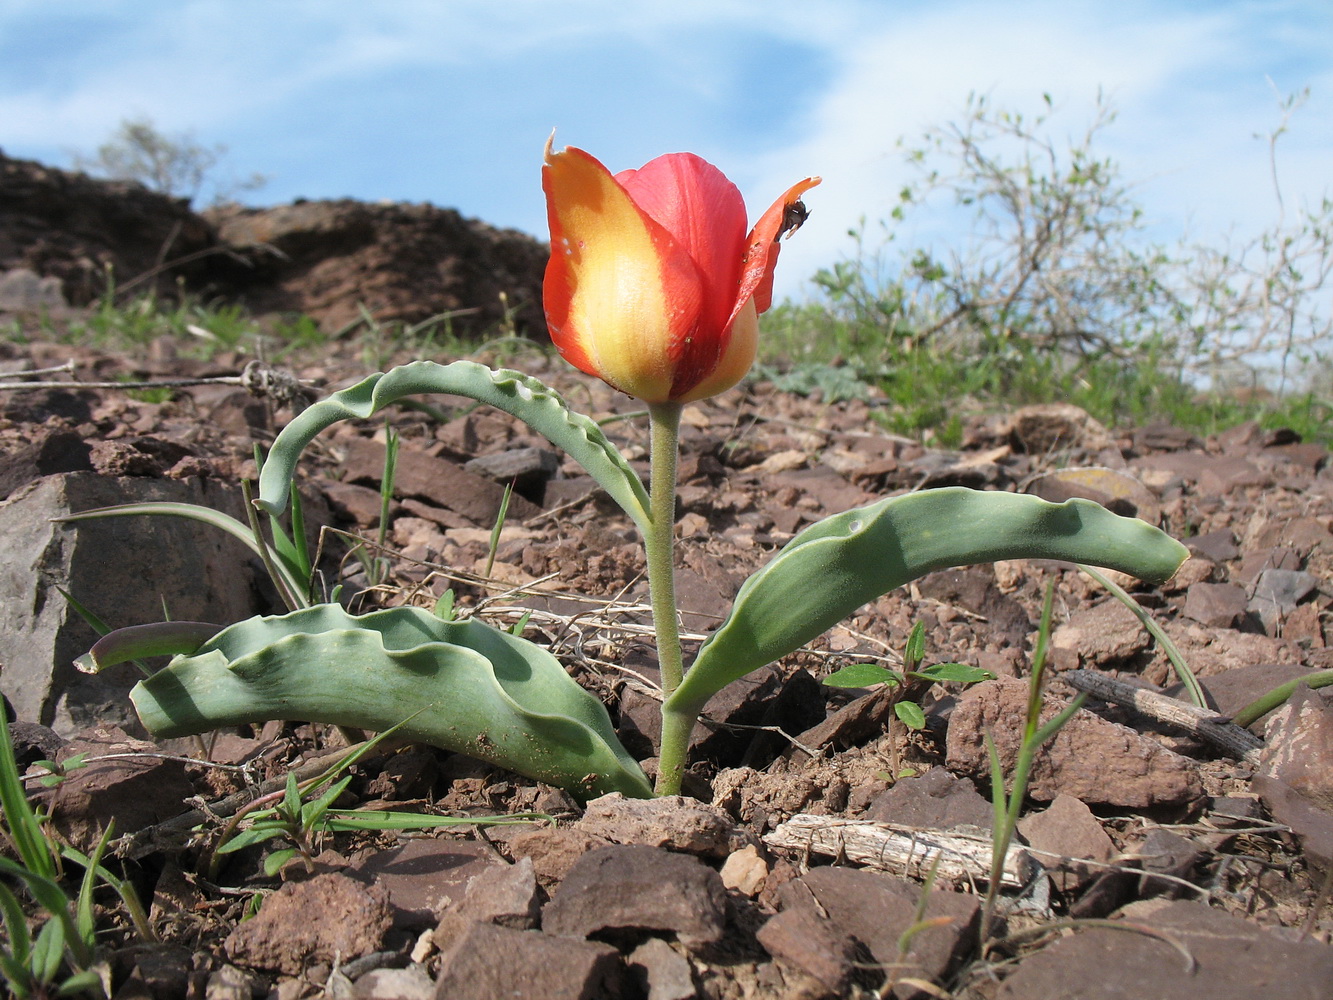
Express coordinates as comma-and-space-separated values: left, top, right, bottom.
1061, 669, 1263, 764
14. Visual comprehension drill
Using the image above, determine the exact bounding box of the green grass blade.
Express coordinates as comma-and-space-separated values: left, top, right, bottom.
0, 712, 57, 879
1078, 563, 1204, 708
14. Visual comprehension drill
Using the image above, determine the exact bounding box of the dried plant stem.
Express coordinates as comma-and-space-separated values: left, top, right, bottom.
1062, 669, 1263, 763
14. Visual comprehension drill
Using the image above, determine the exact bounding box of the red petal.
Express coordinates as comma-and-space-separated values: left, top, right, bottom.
730, 175, 821, 322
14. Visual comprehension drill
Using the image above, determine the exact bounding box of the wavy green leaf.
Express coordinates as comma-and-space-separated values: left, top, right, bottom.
666, 488, 1187, 717
130, 604, 652, 799
255, 361, 650, 529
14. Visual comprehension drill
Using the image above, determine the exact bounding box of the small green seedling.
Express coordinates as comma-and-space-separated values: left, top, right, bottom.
210, 728, 550, 879
822, 620, 994, 730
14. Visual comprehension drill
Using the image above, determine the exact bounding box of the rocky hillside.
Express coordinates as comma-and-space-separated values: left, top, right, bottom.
0, 150, 548, 337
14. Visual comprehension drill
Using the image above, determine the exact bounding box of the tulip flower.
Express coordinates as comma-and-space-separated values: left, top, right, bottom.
542, 136, 818, 794
542, 138, 820, 404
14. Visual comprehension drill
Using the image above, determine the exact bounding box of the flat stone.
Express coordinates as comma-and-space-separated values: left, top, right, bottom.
463, 446, 560, 503
1185, 529, 1239, 563
47, 725, 195, 851
1182, 582, 1249, 628
1026, 466, 1161, 522
352, 966, 435, 1000
1133, 423, 1203, 452
1009, 403, 1114, 454
433, 922, 623, 1000
225, 873, 392, 976
993, 899, 1333, 999
626, 938, 697, 1000
864, 767, 993, 831
576, 793, 740, 859
757, 904, 858, 997
455, 856, 542, 929
320, 479, 394, 528
1234, 546, 1300, 585
1050, 599, 1151, 669
1167, 663, 1320, 731
1249, 569, 1320, 633
1135, 827, 1205, 896
507, 827, 609, 887
792, 685, 896, 753
542, 845, 727, 948
1258, 684, 1333, 811
946, 678, 1203, 809
0, 472, 265, 731
347, 838, 502, 928
777, 867, 978, 988
0, 429, 93, 500
1252, 775, 1333, 869
1017, 793, 1117, 892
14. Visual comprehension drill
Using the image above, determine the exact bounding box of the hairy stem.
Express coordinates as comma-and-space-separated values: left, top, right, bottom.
646, 401, 687, 795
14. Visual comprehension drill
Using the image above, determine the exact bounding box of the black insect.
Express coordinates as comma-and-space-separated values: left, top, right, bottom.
777, 199, 811, 241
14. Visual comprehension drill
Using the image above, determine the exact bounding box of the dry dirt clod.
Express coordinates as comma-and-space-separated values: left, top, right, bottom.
224, 873, 393, 976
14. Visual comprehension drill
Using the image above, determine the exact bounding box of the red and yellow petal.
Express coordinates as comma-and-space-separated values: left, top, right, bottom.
729, 175, 822, 324
542, 139, 705, 403
674, 296, 758, 403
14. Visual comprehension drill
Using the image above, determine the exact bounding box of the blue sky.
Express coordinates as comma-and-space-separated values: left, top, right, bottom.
1, 0, 1330, 302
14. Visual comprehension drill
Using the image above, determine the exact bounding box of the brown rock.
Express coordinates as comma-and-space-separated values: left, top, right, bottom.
627, 939, 697, 1000
352, 966, 435, 1000
542, 845, 727, 948
778, 867, 979, 993
347, 838, 502, 928
0, 151, 218, 306
433, 922, 623, 1000
47, 726, 194, 851
864, 767, 993, 831
0, 472, 265, 731
1185, 529, 1239, 563
455, 856, 543, 930
1009, 403, 1114, 454
576, 792, 741, 858
507, 826, 609, 887
945, 677, 1203, 808
1182, 582, 1249, 628
994, 899, 1333, 999
1258, 684, 1333, 811
1252, 775, 1333, 869
1050, 598, 1151, 669
341, 436, 538, 527
209, 198, 547, 338
757, 904, 859, 998
916, 567, 1031, 642
225, 873, 392, 975
1017, 793, 1117, 892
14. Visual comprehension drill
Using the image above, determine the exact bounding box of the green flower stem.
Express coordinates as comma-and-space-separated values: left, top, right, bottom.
646, 401, 688, 796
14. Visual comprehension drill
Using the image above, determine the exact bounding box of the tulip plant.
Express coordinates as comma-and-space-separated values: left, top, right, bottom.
81, 139, 1189, 800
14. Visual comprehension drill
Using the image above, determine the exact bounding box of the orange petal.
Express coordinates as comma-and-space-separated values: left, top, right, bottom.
730, 175, 821, 322
542, 139, 704, 403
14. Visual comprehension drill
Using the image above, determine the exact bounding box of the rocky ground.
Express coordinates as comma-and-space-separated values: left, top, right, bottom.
0, 326, 1330, 1000
1, 155, 1332, 1000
